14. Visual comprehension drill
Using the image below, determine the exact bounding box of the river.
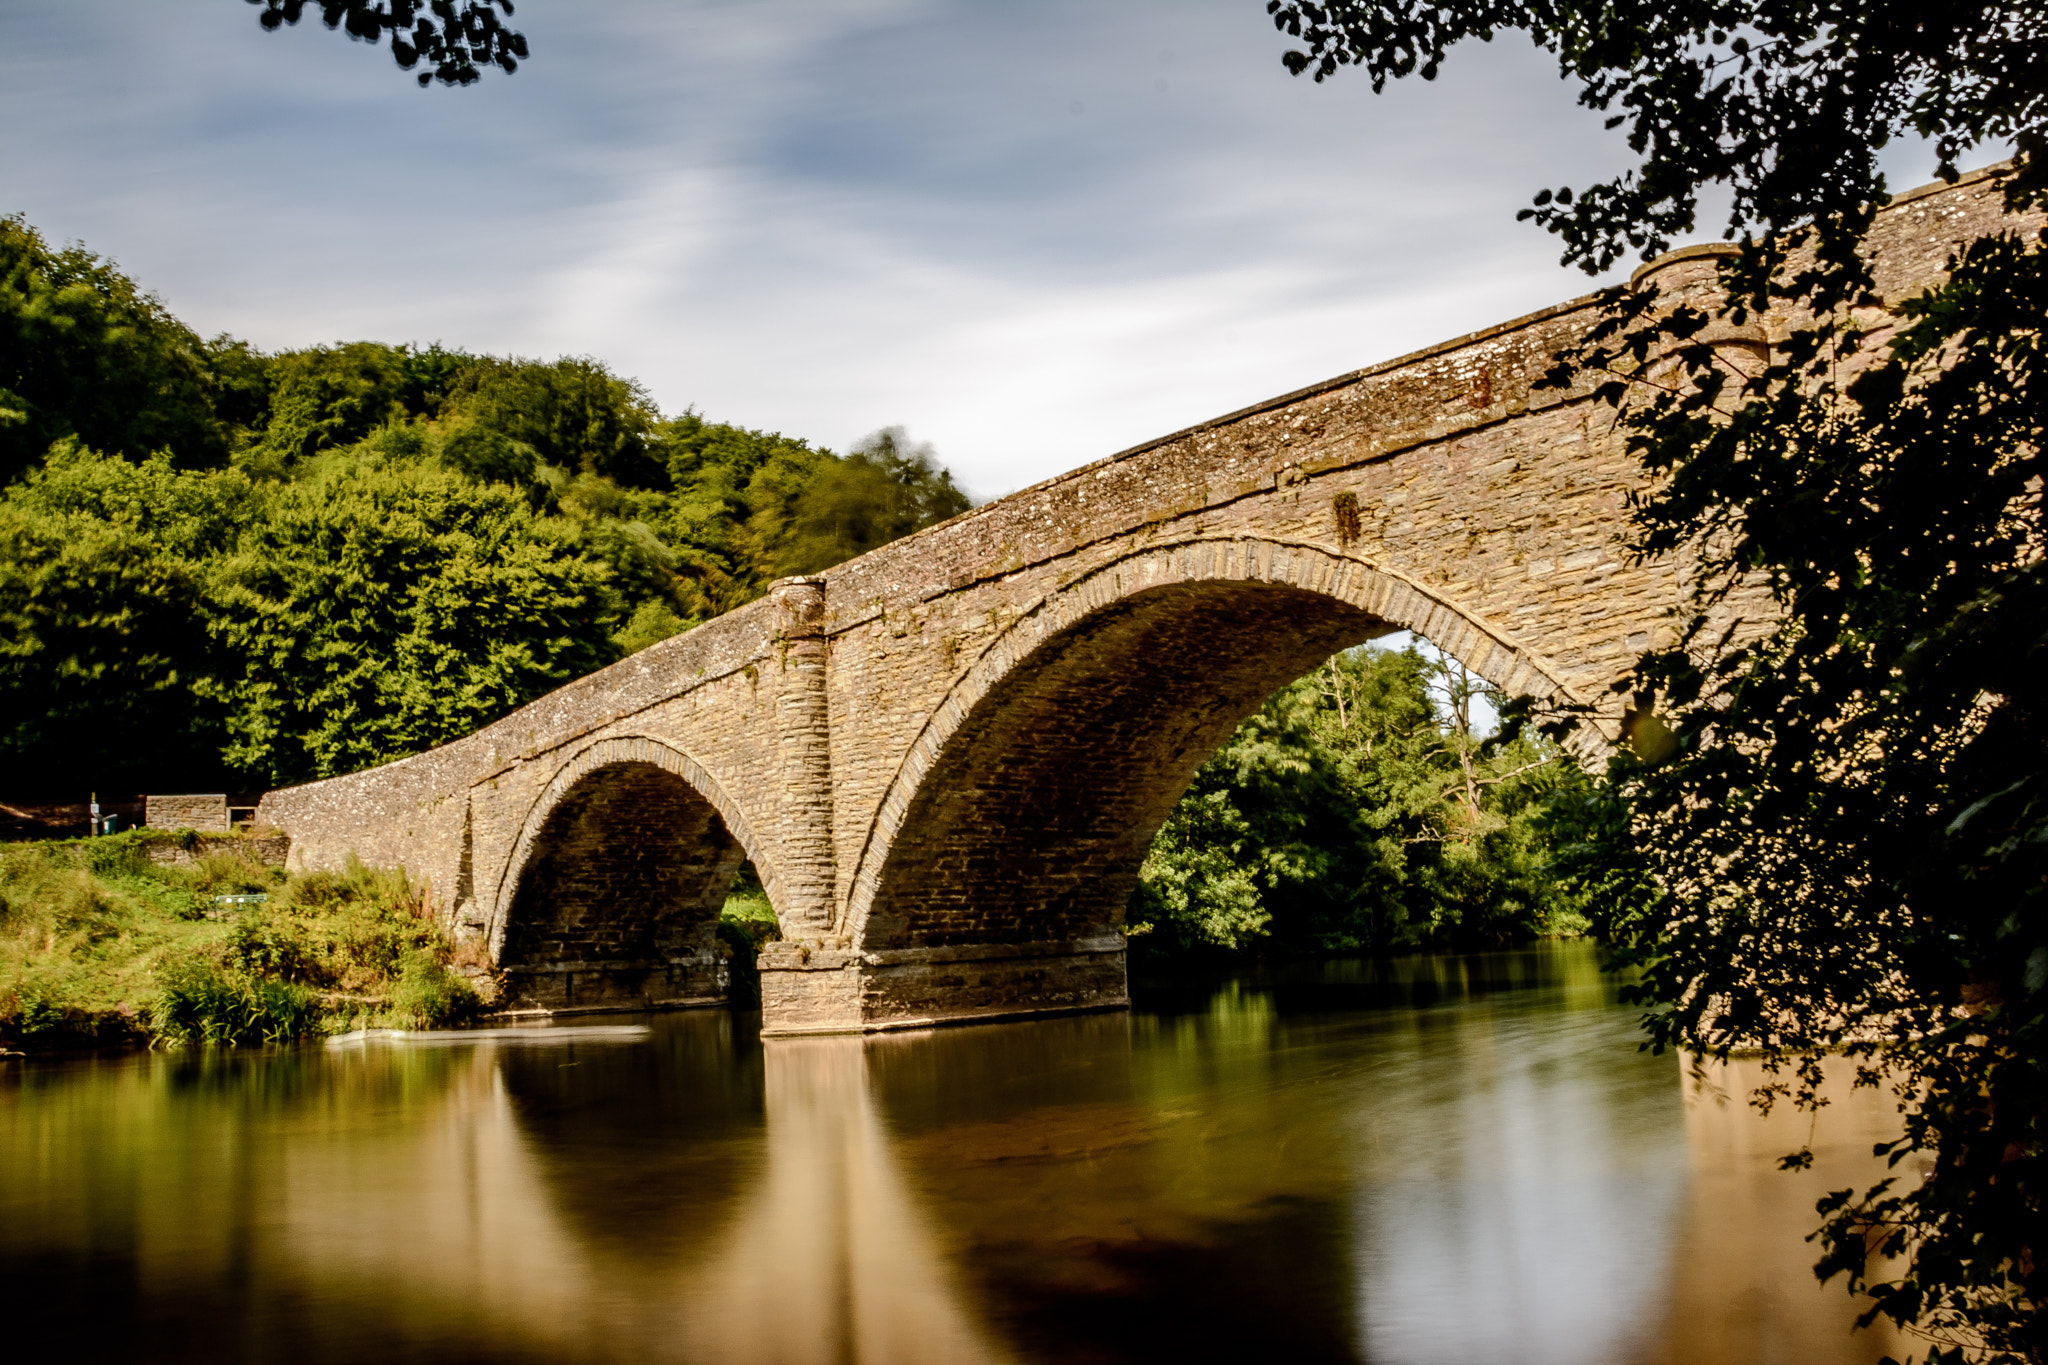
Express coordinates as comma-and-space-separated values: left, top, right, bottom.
1, 941, 1906, 1364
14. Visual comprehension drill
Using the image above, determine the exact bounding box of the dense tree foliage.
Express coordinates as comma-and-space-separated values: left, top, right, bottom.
0, 217, 229, 484
1133, 645, 1585, 960
0, 220, 968, 795
247, 0, 527, 87
774, 427, 971, 577
1269, 0, 2043, 1357
1268, 0, 2043, 288
208, 455, 617, 780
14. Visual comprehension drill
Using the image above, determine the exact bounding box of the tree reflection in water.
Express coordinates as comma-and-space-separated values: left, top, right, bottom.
0, 943, 1909, 1365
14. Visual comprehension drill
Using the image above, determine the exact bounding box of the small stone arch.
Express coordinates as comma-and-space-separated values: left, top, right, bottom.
841, 535, 1585, 953
488, 736, 776, 1010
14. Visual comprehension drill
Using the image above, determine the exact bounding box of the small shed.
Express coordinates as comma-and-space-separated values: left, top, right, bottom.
145, 794, 231, 833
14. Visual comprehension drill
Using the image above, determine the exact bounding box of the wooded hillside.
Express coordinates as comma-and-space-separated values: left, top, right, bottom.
0, 214, 969, 792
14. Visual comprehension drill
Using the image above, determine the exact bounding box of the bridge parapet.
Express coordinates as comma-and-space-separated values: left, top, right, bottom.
256, 591, 792, 950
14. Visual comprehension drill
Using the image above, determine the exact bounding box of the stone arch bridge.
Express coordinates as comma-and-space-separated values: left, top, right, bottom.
258, 175, 2015, 1034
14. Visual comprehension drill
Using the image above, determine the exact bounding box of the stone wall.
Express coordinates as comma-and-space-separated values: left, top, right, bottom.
252, 170, 2037, 1033
260, 602, 795, 938
140, 832, 292, 869
145, 794, 230, 833
860, 581, 1385, 954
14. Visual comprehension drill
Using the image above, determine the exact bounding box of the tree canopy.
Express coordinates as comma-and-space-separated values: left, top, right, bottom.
0, 218, 970, 795
1133, 644, 1586, 960
0, 216, 228, 484
1269, 0, 2044, 289
1270, 1, 2044, 1359
247, 0, 527, 87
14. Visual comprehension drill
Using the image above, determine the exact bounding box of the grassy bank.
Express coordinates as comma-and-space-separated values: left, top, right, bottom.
0, 831, 486, 1051
1, 832, 788, 1051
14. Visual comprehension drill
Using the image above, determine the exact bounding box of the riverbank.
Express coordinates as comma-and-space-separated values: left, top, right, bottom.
0, 832, 794, 1052
0, 829, 493, 1052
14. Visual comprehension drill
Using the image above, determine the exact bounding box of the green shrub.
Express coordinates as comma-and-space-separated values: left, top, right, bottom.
150, 954, 319, 1047
103, 874, 202, 921
2, 836, 499, 1048
385, 951, 481, 1029
223, 914, 311, 980
181, 852, 279, 895
279, 859, 417, 914
15, 986, 62, 1036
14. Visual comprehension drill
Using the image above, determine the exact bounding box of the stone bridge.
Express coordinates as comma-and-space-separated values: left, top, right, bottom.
258, 173, 2017, 1035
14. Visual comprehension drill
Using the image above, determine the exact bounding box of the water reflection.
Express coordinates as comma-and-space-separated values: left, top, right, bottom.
1653, 1054, 1907, 1365
690, 1037, 1013, 1365
0, 943, 1903, 1364
872, 1007, 1366, 1364
1343, 999, 1686, 1364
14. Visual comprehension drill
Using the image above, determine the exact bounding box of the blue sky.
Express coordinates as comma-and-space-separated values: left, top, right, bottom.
0, 2, 1950, 497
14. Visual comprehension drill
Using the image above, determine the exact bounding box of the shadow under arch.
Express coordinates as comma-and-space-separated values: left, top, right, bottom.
844, 537, 1579, 956
489, 736, 776, 1010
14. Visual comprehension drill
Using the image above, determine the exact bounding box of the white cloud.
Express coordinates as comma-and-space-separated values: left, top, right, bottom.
0, 1, 1963, 497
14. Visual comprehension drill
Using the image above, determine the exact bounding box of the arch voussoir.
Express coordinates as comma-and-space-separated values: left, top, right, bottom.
839, 534, 1583, 967
486, 734, 776, 966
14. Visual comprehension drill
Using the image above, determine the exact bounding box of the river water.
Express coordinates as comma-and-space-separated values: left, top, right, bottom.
2, 941, 1905, 1364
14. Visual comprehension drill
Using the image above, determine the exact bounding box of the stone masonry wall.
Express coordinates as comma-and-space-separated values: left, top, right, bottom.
145, 794, 230, 833
259, 597, 796, 934
861, 581, 1385, 953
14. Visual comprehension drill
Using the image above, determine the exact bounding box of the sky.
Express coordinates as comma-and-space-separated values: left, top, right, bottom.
0, 1, 1954, 499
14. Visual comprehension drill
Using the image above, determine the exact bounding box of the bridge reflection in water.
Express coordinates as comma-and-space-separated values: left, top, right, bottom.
269, 1028, 1015, 1364
690, 1036, 1014, 1365
0, 945, 1906, 1365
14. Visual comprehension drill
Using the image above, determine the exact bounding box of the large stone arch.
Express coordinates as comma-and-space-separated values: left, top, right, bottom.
843, 536, 1584, 958
251, 176, 2020, 1034
488, 736, 774, 1011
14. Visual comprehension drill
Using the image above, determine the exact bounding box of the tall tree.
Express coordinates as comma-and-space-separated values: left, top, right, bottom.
441, 355, 667, 489
1133, 645, 1580, 958
208, 458, 616, 785
0, 217, 228, 484
768, 427, 972, 577
0, 449, 245, 791
1266, 1, 2044, 1358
